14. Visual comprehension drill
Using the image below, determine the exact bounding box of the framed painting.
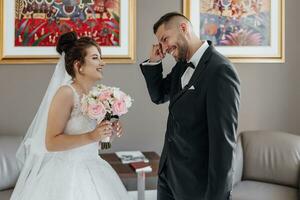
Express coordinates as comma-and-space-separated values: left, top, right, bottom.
0, 0, 136, 64
183, 0, 285, 63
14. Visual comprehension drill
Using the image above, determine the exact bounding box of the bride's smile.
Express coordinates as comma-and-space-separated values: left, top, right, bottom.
78, 46, 105, 81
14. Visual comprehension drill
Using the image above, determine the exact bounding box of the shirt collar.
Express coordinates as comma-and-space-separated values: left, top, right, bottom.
188, 41, 209, 69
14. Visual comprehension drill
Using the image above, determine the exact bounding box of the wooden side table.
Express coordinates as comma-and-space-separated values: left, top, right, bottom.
100, 151, 160, 191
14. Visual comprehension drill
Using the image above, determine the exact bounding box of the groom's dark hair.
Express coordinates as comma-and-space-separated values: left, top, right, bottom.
153, 12, 191, 34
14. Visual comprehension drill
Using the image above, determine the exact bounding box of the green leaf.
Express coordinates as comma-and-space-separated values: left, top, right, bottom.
111, 12, 120, 24
22, 25, 30, 45
32, 32, 52, 46
111, 30, 119, 40
23, 22, 47, 45
16, 19, 28, 38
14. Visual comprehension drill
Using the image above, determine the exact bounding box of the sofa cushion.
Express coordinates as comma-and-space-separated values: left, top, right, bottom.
241, 131, 300, 188
0, 189, 13, 200
232, 180, 298, 200
0, 135, 22, 190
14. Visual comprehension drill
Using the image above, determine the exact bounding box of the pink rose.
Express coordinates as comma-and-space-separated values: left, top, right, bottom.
98, 89, 113, 101
87, 102, 106, 121
112, 100, 128, 116
114, 90, 132, 108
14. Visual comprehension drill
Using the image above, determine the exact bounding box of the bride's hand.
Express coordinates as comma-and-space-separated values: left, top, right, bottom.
112, 120, 123, 138
89, 121, 113, 142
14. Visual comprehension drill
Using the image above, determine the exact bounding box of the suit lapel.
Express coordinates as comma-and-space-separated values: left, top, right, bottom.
169, 43, 214, 109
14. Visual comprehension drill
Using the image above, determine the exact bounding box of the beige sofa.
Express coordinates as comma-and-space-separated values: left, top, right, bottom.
0, 135, 22, 200
232, 131, 300, 200
1, 131, 300, 200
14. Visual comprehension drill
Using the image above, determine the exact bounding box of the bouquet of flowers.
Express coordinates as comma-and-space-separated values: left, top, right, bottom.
81, 84, 133, 149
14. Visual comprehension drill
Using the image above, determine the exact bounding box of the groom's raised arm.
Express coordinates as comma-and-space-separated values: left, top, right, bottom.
140, 61, 171, 104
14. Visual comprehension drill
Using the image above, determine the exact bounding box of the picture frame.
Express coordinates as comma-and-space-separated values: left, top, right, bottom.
183, 0, 285, 63
0, 0, 136, 64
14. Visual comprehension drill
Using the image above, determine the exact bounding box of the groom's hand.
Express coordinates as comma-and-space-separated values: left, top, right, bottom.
149, 43, 165, 63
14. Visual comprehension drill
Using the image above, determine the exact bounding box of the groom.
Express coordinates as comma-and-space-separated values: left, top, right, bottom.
140, 12, 240, 200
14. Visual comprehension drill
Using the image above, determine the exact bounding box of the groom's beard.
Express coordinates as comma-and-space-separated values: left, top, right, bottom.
176, 35, 189, 63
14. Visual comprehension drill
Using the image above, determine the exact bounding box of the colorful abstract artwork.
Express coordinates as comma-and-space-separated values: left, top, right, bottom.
199, 0, 270, 46
184, 0, 284, 63
0, 0, 135, 64
14, 0, 120, 47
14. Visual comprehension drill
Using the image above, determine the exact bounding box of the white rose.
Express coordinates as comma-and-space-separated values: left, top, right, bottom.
113, 88, 122, 99
124, 95, 132, 108
90, 87, 101, 97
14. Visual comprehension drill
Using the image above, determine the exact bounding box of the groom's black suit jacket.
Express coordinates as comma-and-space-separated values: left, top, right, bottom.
140, 41, 240, 200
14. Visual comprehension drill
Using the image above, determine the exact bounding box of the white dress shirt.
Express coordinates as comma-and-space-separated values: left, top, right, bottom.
181, 41, 209, 88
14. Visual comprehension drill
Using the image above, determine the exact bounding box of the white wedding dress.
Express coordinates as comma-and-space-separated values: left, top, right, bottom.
11, 84, 131, 200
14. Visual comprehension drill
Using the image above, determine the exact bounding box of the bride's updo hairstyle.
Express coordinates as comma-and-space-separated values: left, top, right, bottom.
56, 31, 101, 78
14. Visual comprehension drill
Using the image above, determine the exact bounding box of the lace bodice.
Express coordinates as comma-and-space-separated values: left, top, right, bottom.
64, 84, 96, 135
48, 84, 99, 161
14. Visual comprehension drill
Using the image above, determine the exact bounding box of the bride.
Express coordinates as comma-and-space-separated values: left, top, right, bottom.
11, 32, 131, 200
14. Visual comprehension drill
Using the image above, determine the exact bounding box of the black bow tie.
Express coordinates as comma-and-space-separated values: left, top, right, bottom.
185, 62, 195, 69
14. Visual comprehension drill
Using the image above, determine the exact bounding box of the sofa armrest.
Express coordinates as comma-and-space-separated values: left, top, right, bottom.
0, 135, 23, 190
233, 133, 243, 186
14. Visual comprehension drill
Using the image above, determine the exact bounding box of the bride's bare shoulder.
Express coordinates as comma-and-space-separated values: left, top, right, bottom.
58, 85, 74, 95
53, 85, 74, 103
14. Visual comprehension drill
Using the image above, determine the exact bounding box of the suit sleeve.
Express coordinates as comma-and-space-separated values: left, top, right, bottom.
140, 61, 172, 104
205, 64, 240, 200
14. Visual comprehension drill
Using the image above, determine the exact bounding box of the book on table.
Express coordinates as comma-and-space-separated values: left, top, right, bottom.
115, 151, 149, 164
130, 162, 152, 173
